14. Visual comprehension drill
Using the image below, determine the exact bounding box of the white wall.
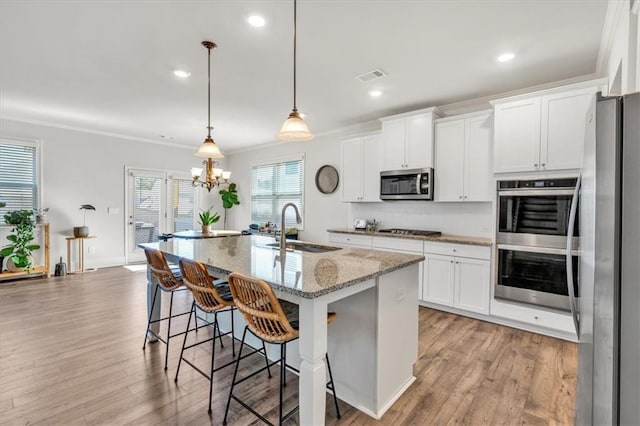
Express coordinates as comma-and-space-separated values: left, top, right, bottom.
0, 118, 219, 270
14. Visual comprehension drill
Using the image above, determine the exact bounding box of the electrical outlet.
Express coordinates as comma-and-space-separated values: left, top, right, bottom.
88, 246, 95, 254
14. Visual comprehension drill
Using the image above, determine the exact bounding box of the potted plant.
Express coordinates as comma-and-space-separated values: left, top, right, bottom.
219, 183, 240, 230
198, 207, 220, 233
74, 204, 95, 237
0, 210, 40, 271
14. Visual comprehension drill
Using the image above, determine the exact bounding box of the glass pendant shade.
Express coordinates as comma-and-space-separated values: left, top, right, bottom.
196, 137, 224, 158
191, 167, 203, 179
277, 110, 314, 142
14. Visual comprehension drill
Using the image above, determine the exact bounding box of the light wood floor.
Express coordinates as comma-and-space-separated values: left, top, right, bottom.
0, 267, 577, 425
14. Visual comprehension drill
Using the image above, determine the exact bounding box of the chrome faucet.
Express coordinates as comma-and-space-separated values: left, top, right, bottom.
280, 203, 302, 251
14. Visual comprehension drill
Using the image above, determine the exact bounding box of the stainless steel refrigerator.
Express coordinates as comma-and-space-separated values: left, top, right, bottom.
575, 93, 639, 425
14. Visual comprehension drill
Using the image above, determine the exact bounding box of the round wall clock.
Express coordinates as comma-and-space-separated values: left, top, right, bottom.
315, 165, 339, 194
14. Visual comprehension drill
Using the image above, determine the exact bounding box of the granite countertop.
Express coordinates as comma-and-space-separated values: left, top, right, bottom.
141, 235, 423, 299
327, 228, 493, 247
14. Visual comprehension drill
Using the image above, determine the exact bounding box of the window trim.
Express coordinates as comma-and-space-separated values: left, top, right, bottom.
0, 137, 42, 214
250, 154, 305, 231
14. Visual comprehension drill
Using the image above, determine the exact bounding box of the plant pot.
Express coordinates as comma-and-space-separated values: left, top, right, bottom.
0, 255, 4, 273
202, 225, 212, 234
7, 256, 33, 272
74, 226, 89, 238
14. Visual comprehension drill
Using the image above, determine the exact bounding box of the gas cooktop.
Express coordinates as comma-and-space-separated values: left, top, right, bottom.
378, 228, 442, 237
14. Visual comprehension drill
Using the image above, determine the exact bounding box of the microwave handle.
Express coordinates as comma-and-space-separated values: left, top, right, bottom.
416, 174, 421, 194
566, 174, 581, 338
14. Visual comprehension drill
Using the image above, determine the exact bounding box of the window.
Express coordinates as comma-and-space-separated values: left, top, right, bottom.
0, 139, 40, 218
251, 157, 304, 229
171, 178, 196, 232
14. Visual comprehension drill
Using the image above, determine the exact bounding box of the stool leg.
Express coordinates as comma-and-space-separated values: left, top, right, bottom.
165, 291, 175, 370
279, 342, 286, 425
143, 285, 160, 350
262, 340, 272, 378
194, 303, 199, 333
214, 311, 224, 349
223, 326, 248, 425
230, 308, 235, 357
208, 316, 217, 413
175, 301, 195, 382
326, 353, 341, 419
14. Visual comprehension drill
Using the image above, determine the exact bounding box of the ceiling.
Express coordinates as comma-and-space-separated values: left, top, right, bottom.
0, 0, 608, 152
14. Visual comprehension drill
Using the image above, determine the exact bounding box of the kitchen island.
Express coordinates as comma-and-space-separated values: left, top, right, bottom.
141, 235, 423, 425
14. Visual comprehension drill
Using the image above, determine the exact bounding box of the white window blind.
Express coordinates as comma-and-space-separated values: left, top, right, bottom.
251, 158, 304, 229
0, 140, 39, 219
172, 179, 195, 232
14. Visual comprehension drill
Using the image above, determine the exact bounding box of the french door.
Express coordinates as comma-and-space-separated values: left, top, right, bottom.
126, 169, 198, 263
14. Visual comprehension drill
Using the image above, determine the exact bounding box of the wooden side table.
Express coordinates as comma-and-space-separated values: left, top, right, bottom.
66, 235, 97, 273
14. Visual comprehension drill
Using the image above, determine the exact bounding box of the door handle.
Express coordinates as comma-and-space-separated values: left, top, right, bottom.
566, 174, 581, 338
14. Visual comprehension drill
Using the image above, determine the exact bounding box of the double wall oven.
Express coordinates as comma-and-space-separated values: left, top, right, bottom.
495, 178, 580, 311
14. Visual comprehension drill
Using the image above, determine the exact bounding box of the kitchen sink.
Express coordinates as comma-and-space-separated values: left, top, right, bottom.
265, 241, 342, 253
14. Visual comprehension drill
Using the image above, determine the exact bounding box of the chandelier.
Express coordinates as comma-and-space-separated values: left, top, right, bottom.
191, 40, 231, 192
277, 0, 313, 142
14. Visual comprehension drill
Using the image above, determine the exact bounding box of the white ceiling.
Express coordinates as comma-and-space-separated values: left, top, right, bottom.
0, 0, 608, 152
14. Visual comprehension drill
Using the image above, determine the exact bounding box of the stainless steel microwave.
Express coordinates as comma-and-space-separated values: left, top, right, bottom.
380, 168, 433, 200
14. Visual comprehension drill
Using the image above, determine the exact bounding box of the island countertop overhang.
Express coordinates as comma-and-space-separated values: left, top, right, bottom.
140, 235, 424, 299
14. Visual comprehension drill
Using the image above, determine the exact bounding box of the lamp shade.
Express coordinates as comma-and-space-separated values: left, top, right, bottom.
277, 111, 314, 142
191, 167, 203, 179
196, 137, 224, 158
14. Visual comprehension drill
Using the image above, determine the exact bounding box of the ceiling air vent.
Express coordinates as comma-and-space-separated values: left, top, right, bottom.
355, 68, 387, 83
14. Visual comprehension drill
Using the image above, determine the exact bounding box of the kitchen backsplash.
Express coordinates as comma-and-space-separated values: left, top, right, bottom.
349, 202, 494, 238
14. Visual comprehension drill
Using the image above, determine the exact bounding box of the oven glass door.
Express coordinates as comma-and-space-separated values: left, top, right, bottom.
498, 192, 578, 236
495, 245, 578, 311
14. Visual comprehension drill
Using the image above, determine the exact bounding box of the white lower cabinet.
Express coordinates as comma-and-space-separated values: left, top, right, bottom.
422, 253, 455, 306
327, 232, 492, 316
422, 243, 491, 315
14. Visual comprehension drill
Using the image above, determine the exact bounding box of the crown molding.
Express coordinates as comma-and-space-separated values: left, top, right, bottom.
596, 0, 627, 76
0, 115, 196, 151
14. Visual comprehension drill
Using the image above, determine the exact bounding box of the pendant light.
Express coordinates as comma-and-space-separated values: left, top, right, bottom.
191, 40, 231, 192
277, 0, 314, 142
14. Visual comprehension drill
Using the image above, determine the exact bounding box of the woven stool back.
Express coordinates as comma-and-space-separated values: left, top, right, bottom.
179, 258, 233, 313
144, 248, 182, 292
228, 272, 298, 343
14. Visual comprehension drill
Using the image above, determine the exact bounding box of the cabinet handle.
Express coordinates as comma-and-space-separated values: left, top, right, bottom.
459, 195, 463, 199
455, 261, 459, 264
534, 163, 538, 168
541, 163, 546, 168
450, 260, 454, 263
453, 249, 456, 252
463, 195, 467, 199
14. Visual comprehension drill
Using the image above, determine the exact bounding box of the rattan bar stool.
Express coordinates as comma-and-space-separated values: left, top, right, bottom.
175, 258, 272, 413
142, 247, 197, 370
223, 272, 341, 426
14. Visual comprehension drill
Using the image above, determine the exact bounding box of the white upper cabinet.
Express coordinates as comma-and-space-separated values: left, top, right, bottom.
435, 111, 493, 202
340, 132, 381, 202
492, 81, 602, 174
380, 107, 440, 171
541, 89, 594, 171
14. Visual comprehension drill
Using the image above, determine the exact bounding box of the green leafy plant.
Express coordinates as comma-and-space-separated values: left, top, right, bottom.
198, 207, 220, 226
0, 210, 40, 270
219, 183, 240, 230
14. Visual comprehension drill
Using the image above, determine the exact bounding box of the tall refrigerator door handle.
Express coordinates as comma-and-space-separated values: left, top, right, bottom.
567, 174, 581, 338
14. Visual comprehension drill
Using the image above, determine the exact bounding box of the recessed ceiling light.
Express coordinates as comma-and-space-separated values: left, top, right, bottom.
248, 15, 266, 27
497, 52, 515, 63
369, 90, 382, 98
173, 70, 191, 78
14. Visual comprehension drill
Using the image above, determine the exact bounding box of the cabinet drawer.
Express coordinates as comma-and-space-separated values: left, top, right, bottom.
372, 236, 423, 253
328, 233, 372, 248
423, 242, 490, 260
